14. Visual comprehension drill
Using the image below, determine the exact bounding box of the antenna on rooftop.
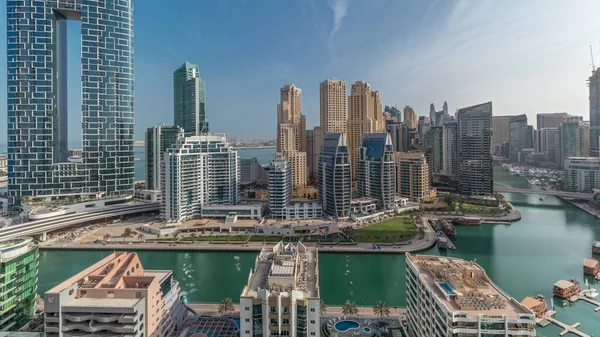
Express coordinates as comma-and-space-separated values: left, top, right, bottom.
591, 45, 596, 73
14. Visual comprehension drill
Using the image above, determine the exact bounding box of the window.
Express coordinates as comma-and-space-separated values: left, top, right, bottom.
245, 331, 250, 335
310, 308, 315, 312
311, 333, 316, 336
245, 306, 250, 311
245, 318, 250, 322
310, 320, 315, 324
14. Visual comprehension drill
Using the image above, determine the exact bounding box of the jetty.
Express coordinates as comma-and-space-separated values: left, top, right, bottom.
481, 221, 511, 225
570, 294, 600, 312
538, 311, 592, 337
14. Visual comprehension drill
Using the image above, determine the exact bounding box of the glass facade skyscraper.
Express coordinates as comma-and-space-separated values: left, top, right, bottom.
357, 133, 396, 210
6, 0, 135, 206
318, 133, 351, 219
146, 125, 183, 191
174, 62, 208, 136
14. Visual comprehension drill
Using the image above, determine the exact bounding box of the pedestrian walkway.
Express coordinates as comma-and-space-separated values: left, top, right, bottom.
545, 317, 590, 337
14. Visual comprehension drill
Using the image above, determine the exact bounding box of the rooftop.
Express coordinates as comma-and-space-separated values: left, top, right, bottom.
554, 280, 578, 290
521, 297, 544, 310
407, 254, 532, 317
593, 240, 600, 248
584, 258, 599, 268
242, 242, 319, 298
0, 237, 36, 263
63, 297, 142, 309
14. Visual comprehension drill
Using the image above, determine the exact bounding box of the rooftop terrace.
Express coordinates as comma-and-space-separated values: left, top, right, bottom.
407, 254, 532, 317
242, 242, 318, 298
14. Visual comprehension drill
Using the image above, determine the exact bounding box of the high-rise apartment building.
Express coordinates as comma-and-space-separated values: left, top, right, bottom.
145, 125, 184, 191
405, 253, 537, 337
509, 114, 528, 153
442, 121, 459, 180
320, 79, 347, 134
239, 158, 268, 185
174, 62, 208, 135
492, 116, 510, 156
589, 68, 600, 156
403, 106, 417, 129
240, 242, 320, 337
6, 0, 135, 206
417, 116, 431, 141
0, 238, 38, 331
277, 85, 307, 189
384, 105, 402, 122
564, 157, 600, 192
395, 152, 431, 202
347, 81, 384, 179
537, 112, 570, 129
559, 117, 585, 166
357, 133, 396, 210
387, 121, 409, 152
429, 102, 449, 127
457, 102, 493, 195
44, 252, 186, 337
546, 128, 561, 166
161, 134, 238, 222
306, 127, 323, 182
269, 155, 292, 219
424, 127, 443, 172
318, 133, 351, 219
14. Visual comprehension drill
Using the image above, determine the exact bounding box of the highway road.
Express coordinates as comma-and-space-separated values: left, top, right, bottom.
494, 187, 594, 199
0, 203, 159, 241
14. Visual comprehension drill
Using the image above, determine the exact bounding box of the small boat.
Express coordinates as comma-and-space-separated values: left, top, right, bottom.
585, 289, 598, 299
454, 217, 482, 226
539, 198, 543, 201
442, 221, 456, 237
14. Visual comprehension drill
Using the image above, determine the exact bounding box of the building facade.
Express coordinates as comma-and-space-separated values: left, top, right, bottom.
537, 112, 570, 129
403, 106, 417, 129
509, 114, 528, 154
318, 133, 351, 219
564, 157, 600, 192
491, 116, 510, 156
424, 127, 443, 172
174, 62, 208, 135
269, 156, 292, 219
320, 78, 347, 134
559, 117, 585, 166
6, 0, 135, 206
44, 252, 186, 337
406, 253, 537, 337
357, 133, 396, 210
161, 134, 238, 222
442, 121, 459, 181
395, 152, 431, 202
0, 237, 38, 331
277, 85, 307, 189
240, 242, 320, 337
306, 127, 323, 183
146, 125, 184, 190
347, 81, 384, 180
590, 68, 600, 156
457, 102, 493, 195
387, 121, 409, 152
240, 158, 268, 185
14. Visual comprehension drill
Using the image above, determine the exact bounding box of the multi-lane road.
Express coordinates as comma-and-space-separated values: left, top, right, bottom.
0, 203, 159, 241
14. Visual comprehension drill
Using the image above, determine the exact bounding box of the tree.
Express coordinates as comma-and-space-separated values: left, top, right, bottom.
137, 233, 144, 242
123, 227, 132, 237
191, 233, 197, 242
103, 234, 111, 242
157, 233, 161, 240
218, 297, 235, 316
373, 301, 390, 317
172, 232, 179, 240
342, 300, 359, 316
320, 299, 328, 315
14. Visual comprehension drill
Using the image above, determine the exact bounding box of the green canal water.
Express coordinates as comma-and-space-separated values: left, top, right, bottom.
37, 166, 600, 335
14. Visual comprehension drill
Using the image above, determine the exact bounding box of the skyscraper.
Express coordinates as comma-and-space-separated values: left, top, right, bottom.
387, 120, 409, 152
559, 117, 585, 165
277, 85, 307, 189
318, 133, 351, 219
306, 126, 323, 182
417, 116, 431, 141
509, 114, 528, 155
320, 78, 347, 134
590, 68, 600, 156
537, 112, 570, 129
174, 62, 208, 135
268, 155, 292, 219
357, 133, 396, 210
161, 134, 238, 222
424, 126, 443, 172
403, 106, 417, 129
145, 124, 184, 191
492, 116, 510, 155
457, 102, 493, 195
347, 81, 384, 179
6, 0, 135, 206
442, 121, 459, 180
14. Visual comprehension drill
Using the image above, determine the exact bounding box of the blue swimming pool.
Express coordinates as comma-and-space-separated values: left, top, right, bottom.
438, 282, 456, 295
363, 327, 372, 333
335, 320, 360, 332
232, 318, 240, 327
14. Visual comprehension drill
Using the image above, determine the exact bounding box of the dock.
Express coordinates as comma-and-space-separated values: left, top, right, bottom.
538, 311, 592, 337
570, 294, 600, 312
481, 221, 511, 225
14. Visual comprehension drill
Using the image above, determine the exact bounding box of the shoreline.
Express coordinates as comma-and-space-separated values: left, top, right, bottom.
558, 197, 600, 219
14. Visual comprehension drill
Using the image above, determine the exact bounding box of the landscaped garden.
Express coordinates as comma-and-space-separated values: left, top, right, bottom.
352, 217, 416, 243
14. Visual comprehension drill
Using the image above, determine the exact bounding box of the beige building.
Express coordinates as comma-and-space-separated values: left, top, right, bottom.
395, 152, 431, 202
403, 105, 417, 129
492, 115, 510, 153
347, 81, 384, 179
320, 78, 347, 134
240, 242, 320, 337
277, 84, 307, 189
44, 252, 186, 337
537, 112, 570, 129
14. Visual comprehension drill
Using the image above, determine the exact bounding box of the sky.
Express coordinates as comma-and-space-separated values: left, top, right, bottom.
1, 0, 600, 145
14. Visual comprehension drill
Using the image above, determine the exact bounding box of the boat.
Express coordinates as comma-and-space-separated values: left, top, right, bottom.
454, 217, 482, 226
437, 236, 448, 249
585, 289, 598, 299
593, 240, 600, 254
539, 198, 543, 201
442, 221, 456, 237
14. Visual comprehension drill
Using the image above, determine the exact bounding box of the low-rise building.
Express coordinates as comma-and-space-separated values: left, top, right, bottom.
520, 296, 547, 318
563, 157, 600, 192
584, 258, 599, 276
44, 252, 186, 337
552, 279, 580, 299
406, 253, 536, 337
350, 197, 378, 216
0, 237, 39, 331
240, 242, 320, 337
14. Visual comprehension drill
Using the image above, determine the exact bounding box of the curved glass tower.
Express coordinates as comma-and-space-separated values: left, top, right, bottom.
6, 0, 135, 206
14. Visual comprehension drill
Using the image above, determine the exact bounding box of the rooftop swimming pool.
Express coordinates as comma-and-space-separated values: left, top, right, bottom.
438, 282, 456, 295
334, 320, 360, 332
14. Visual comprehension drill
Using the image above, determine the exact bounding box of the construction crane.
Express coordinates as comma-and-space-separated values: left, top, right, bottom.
591, 45, 596, 72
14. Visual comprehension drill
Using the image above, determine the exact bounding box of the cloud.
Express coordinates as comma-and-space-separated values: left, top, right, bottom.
328, 0, 350, 36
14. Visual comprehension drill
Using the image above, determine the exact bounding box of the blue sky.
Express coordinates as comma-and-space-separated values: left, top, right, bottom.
1, 0, 600, 145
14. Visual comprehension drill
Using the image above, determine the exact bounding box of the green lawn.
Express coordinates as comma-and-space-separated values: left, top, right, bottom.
353, 217, 416, 243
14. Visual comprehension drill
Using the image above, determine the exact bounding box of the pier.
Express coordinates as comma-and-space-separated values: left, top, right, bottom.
538, 311, 592, 337
481, 221, 511, 225
570, 294, 600, 312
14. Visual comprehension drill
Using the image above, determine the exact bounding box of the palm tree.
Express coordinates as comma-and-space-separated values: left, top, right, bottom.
123, 227, 132, 237
103, 234, 111, 242
218, 297, 235, 316
373, 301, 390, 317
137, 233, 144, 242
191, 233, 197, 242
342, 300, 359, 316
319, 299, 327, 315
